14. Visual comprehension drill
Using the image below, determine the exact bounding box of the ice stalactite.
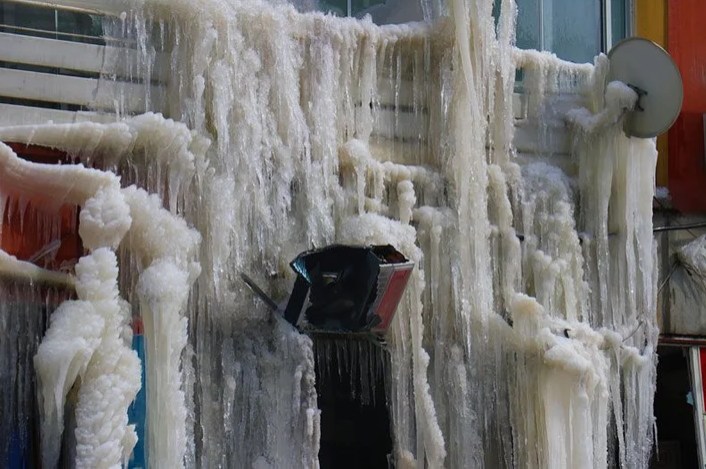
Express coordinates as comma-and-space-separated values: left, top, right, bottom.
98, 0, 660, 465
102, 4, 443, 467
573, 99, 659, 469
122, 185, 202, 469
34, 297, 106, 469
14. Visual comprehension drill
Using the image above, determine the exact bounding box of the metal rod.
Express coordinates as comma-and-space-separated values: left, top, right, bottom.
239, 272, 279, 311
538, 0, 544, 51
603, 0, 612, 52
627, 0, 636, 37
517, 221, 706, 242
653, 222, 706, 233
0, 254, 75, 287
660, 335, 706, 347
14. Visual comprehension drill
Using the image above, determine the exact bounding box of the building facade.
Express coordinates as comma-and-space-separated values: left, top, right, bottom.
0, 0, 704, 468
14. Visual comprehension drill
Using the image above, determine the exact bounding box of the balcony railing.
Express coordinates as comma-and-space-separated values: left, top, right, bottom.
0, 0, 589, 160
0, 0, 167, 125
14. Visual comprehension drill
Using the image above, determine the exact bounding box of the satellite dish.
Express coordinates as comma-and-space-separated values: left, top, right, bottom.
607, 37, 683, 138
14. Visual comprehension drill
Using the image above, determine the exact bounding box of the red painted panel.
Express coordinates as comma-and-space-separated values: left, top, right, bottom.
373, 266, 413, 332
1, 143, 83, 271
668, 0, 706, 212
699, 347, 706, 409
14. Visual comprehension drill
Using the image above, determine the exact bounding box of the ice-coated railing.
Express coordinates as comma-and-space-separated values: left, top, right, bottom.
0, 0, 168, 125
0, 0, 586, 158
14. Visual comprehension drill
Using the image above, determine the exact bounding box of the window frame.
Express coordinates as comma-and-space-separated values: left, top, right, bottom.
521, 0, 635, 63
602, 0, 635, 53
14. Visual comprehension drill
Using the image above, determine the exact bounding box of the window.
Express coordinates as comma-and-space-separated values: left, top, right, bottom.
0, 2, 103, 43
319, 0, 388, 17
509, 0, 631, 63
310, 0, 632, 64
297, 0, 424, 24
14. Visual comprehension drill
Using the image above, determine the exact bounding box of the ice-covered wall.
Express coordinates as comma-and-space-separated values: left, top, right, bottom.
0, 0, 660, 467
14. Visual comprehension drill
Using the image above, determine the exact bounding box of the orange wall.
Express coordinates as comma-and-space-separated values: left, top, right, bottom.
667, 0, 706, 212
636, 0, 669, 187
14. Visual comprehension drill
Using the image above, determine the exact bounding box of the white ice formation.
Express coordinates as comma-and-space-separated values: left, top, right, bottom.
0, 0, 661, 467
0, 114, 204, 467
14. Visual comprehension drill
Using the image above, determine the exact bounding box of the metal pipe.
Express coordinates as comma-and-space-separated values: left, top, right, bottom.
239, 272, 279, 311
659, 335, 706, 347
653, 222, 706, 233
515, 220, 706, 244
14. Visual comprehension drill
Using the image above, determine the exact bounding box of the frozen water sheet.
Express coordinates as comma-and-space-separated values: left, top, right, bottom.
0, 0, 661, 467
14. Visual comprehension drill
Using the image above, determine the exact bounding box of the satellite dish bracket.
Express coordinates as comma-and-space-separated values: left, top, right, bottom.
626, 84, 647, 112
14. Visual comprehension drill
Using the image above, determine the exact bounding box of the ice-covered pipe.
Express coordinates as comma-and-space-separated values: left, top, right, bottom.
0, 250, 74, 287
121, 186, 201, 469
11, 114, 206, 468
565, 81, 639, 134
0, 141, 119, 208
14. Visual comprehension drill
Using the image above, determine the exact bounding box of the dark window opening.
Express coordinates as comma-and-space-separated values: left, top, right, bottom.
314, 336, 393, 469
651, 346, 699, 468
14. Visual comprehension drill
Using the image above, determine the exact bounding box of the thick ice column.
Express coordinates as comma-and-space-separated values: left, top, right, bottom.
34, 300, 105, 469
72, 249, 142, 469
570, 75, 659, 469
122, 186, 201, 469
5, 133, 135, 468
44, 190, 138, 469
437, 0, 510, 466
34, 247, 138, 469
